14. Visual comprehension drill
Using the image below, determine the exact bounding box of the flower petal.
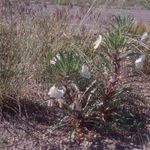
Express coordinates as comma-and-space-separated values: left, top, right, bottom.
94, 35, 102, 50
135, 55, 145, 69
141, 32, 148, 42
80, 64, 91, 79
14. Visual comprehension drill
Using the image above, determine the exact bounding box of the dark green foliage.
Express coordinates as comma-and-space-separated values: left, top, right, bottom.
45, 49, 81, 83
104, 30, 126, 50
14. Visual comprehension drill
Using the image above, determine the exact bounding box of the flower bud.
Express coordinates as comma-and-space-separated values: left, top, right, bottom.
135, 55, 145, 70
140, 32, 148, 42
94, 35, 102, 50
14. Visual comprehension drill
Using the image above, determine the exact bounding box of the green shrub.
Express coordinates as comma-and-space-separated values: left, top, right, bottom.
46, 26, 147, 142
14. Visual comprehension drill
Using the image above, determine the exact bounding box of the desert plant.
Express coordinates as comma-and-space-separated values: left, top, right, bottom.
104, 29, 126, 51
46, 28, 146, 143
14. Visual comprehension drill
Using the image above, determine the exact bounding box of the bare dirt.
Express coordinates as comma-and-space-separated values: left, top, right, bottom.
30, 4, 150, 21
0, 75, 150, 150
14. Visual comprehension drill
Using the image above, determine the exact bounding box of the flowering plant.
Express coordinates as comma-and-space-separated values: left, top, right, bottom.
46, 26, 146, 143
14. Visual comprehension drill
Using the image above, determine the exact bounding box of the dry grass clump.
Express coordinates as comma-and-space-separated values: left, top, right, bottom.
0, 3, 98, 102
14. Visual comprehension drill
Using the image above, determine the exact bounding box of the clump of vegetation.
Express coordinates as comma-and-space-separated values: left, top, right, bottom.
0, 1, 150, 149
45, 16, 150, 147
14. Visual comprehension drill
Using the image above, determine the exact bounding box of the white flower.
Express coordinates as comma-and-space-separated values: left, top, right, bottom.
140, 32, 148, 42
50, 59, 57, 65
94, 35, 102, 50
80, 64, 91, 79
135, 55, 145, 69
48, 85, 65, 99
50, 54, 61, 65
